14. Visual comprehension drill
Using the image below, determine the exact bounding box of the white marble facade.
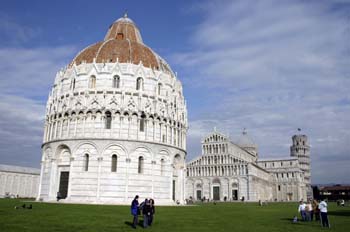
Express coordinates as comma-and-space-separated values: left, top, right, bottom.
186, 131, 310, 202
0, 164, 40, 198
37, 15, 187, 205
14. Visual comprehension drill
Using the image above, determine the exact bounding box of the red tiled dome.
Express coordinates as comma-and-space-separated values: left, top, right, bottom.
71, 14, 173, 73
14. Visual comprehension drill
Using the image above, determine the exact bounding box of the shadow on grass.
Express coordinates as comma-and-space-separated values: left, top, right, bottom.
328, 210, 350, 217
280, 217, 304, 226
280, 218, 322, 226
124, 220, 146, 228
124, 221, 134, 228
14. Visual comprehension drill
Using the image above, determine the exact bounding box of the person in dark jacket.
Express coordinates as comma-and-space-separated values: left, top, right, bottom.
131, 195, 139, 229
142, 199, 151, 228
148, 199, 155, 226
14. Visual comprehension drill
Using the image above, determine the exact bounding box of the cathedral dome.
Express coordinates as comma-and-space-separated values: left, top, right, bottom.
237, 129, 256, 148
71, 13, 173, 74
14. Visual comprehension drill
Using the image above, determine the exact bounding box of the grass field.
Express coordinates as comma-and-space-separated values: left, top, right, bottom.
0, 199, 349, 232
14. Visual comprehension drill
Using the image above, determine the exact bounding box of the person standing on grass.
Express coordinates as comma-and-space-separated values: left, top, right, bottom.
312, 199, 319, 221
298, 201, 306, 221
305, 200, 313, 221
142, 198, 151, 228
148, 198, 155, 226
319, 199, 330, 228
131, 195, 139, 229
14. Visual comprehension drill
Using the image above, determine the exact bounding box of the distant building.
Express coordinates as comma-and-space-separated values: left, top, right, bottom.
0, 164, 40, 198
185, 130, 310, 202
319, 185, 350, 201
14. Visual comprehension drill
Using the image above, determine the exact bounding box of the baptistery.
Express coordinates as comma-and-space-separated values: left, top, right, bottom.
37, 14, 188, 204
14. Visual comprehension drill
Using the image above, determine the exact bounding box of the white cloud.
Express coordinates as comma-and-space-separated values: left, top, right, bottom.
0, 15, 76, 168
0, 13, 41, 46
0, 47, 76, 98
174, 0, 350, 184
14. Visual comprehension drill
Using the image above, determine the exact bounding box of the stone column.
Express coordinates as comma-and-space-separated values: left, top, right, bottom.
96, 157, 103, 202
67, 118, 71, 137
82, 116, 86, 137
36, 161, 45, 200
48, 158, 57, 201
74, 117, 78, 137
119, 116, 122, 138
66, 157, 74, 201
127, 116, 131, 139
60, 119, 64, 138
159, 122, 162, 143
136, 118, 140, 140
145, 119, 148, 141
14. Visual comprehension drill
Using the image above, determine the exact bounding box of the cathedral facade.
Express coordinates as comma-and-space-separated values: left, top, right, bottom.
37, 14, 188, 205
185, 130, 311, 202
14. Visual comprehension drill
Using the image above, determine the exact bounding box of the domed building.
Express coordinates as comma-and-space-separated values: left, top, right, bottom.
236, 129, 258, 161
37, 14, 188, 204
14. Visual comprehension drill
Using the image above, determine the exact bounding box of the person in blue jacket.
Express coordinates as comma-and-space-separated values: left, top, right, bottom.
131, 195, 139, 229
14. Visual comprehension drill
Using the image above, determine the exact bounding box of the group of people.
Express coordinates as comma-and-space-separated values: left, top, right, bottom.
297, 199, 330, 228
131, 195, 155, 229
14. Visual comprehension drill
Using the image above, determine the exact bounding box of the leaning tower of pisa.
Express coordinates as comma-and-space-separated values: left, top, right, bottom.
290, 133, 312, 198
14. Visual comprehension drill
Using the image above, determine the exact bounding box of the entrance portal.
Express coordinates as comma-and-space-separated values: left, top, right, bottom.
172, 180, 176, 201
213, 186, 220, 201
59, 171, 69, 199
196, 190, 202, 200
232, 190, 238, 200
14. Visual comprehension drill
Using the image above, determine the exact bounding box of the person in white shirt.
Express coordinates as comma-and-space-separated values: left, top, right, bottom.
298, 201, 306, 221
318, 199, 330, 228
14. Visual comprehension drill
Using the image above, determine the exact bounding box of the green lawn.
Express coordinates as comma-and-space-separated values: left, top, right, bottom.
0, 199, 349, 232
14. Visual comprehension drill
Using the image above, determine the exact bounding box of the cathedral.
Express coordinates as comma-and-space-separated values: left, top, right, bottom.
37, 14, 311, 205
185, 130, 311, 202
37, 14, 188, 204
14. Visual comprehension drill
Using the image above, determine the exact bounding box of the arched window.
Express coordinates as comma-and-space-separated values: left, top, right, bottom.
111, 154, 117, 172
71, 78, 76, 90
84, 154, 89, 171
113, 75, 120, 88
136, 77, 143, 91
158, 83, 162, 95
140, 114, 146, 132
117, 33, 124, 40
161, 158, 165, 175
89, 75, 96, 88
138, 156, 144, 174
105, 111, 112, 129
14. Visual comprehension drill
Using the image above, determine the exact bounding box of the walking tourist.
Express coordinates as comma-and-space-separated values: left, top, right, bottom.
298, 201, 306, 221
131, 195, 139, 229
319, 199, 330, 228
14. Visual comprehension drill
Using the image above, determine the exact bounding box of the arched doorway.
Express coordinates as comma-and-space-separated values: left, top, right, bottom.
212, 178, 221, 201
196, 183, 202, 201
56, 145, 72, 199
232, 183, 239, 200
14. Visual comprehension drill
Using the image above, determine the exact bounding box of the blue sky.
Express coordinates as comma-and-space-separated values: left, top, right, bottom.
0, 0, 349, 184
